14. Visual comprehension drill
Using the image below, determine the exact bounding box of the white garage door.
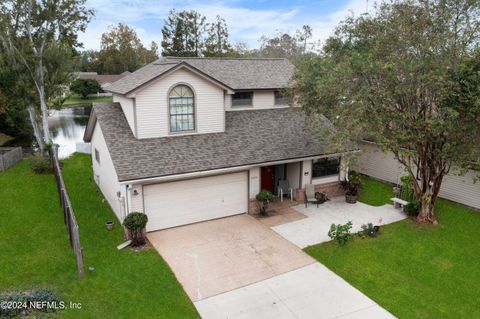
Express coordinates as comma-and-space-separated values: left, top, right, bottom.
143, 172, 248, 231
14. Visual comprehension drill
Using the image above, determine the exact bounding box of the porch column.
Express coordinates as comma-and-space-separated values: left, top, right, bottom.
300, 160, 312, 188
248, 167, 260, 214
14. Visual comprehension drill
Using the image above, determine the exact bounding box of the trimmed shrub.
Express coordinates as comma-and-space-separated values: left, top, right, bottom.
358, 223, 380, 238
123, 212, 148, 246
256, 189, 273, 215
404, 200, 421, 216
29, 156, 52, 174
328, 221, 353, 245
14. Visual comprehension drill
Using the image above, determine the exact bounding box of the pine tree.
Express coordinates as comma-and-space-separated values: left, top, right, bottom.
204, 15, 232, 57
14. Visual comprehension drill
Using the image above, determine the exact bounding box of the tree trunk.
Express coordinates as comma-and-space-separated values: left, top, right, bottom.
27, 103, 44, 153
38, 82, 51, 143
415, 175, 443, 224
417, 198, 437, 224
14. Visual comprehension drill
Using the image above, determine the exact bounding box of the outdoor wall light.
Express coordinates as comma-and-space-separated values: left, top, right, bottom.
133, 189, 139, 196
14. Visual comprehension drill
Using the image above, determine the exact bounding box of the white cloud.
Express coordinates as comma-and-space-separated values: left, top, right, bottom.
189, 4, 300, 46
309, 0, 374, 47
78, 0, 373, 50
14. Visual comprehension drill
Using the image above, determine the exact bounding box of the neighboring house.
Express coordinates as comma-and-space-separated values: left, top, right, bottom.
355, 141, 480, 210
83, 57, 347, 232
77, 71, 131, 94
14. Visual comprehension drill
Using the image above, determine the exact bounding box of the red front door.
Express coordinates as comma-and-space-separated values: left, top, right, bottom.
260, 166, 275, 193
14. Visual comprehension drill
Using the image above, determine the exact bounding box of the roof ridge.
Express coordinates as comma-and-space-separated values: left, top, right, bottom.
163, 56, 287, 61
105, 56, 295, 94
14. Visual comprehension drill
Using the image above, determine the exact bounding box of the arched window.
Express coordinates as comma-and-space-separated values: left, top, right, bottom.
169, 85, 195, 132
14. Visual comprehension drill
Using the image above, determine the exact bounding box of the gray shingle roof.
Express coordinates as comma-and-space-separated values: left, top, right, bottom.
77, 72, 128, 85
105, 57, 295, 95
90, 103, 336, 182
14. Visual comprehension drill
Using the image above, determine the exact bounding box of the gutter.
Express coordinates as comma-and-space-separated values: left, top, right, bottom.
119, 151, 358, 186
125, 184, 133, 214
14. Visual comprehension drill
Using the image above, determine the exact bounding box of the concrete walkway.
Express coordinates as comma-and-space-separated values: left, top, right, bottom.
195, 263, 395, 319
272, 197, 406, 248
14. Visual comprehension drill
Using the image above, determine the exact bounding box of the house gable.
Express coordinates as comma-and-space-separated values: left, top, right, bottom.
133, 67, 227, 139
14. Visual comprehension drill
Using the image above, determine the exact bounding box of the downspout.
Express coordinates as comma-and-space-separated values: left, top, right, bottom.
126, 184, 133, 216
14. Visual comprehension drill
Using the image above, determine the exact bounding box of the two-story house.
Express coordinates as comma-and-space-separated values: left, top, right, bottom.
83, 57, 347, 232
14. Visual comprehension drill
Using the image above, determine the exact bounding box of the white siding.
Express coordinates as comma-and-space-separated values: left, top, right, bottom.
355, 143, 405, 184
134, 68, 225, 138
113, 94, 136, 136
439, 170, 480, 209
224, 93, 232, 109
130, 184, 144, 212
301, 160, 312, 188
90, 123, 125, 221
249, 167, 260, 198
286, 162, 301, 189
355, 142, 480, 210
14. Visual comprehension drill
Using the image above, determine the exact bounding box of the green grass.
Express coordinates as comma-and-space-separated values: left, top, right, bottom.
63, 95, 112, 106
357, 175, 396, 206
0, 154, 199, 318
305, 176, 480, 319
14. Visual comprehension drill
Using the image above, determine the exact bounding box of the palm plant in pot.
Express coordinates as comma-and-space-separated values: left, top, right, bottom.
340, 171, 362, 204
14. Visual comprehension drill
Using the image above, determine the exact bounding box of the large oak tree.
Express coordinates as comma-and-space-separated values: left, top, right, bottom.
99, 23, 158, 74
291, 0, 480, 223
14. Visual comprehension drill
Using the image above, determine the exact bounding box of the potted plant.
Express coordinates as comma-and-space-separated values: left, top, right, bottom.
340, 171, 362, 204
256, 189, 273, 216
122, 212, 148, 246
106, 221, 114, 230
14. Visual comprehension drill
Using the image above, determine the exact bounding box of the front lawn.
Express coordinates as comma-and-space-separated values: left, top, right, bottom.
305, 177, 480, 318
63, 95, 112, 106
0, 154, 198, 318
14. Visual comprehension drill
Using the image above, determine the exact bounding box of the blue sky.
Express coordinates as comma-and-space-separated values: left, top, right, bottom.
78, 0, 371, 51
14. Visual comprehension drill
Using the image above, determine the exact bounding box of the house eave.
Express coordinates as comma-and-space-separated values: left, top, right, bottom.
83, 107, 97, 142
106, 62, 235, 97
119, 150, 358, 186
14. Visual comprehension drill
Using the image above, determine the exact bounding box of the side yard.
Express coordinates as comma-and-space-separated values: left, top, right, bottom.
305, 176, 480, 319
0, 154, 198, 318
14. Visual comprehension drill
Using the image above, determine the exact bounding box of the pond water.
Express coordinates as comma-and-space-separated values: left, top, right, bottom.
48, 106, 91, 159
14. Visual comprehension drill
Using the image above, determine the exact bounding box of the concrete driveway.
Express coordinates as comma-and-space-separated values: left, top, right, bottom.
273, 197, 407, 248
147, 214, 314, 301
195, 263, 395, 319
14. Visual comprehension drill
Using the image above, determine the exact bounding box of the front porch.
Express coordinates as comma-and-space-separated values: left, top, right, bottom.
248, 156, 346, 214
252, 197, 307, 227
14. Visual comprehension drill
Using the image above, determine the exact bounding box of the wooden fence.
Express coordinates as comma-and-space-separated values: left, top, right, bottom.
0, 147, 23, 171
49, 147, 85, 278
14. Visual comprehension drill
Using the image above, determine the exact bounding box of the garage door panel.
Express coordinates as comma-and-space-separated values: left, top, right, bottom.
144, 172, 248, 231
